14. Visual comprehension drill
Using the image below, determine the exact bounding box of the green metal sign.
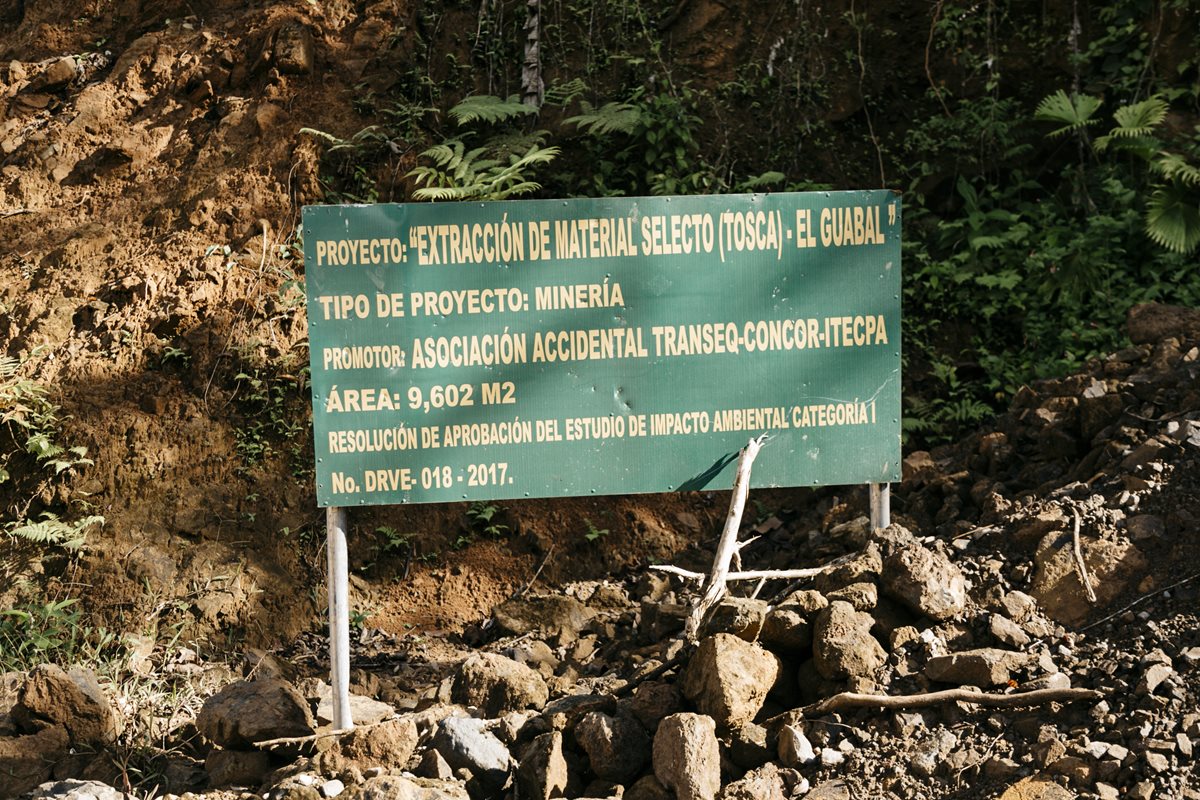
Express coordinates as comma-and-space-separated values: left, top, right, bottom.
303, 191, 901, 507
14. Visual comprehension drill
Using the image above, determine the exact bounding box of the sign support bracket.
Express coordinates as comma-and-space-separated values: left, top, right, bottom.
326, 506, 354, 730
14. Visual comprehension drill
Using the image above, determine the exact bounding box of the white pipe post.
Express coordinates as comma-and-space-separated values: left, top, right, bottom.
326, 506, 354, 730
870, 483, 890, 532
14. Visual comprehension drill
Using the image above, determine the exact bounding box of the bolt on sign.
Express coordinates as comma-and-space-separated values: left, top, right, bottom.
303, 191, 901, 506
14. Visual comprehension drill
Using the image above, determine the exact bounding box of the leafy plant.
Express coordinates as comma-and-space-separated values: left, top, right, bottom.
1, 352, 100, 549
583, 517, 609, 542
0, 598, 122, 672
446, 94, 536, 126
408, 134, 559, 201
465, 501, 509, 539
1038, 91, 1200, 255
377, 526, 412, 553
8, 512, 104, 552
232, 368, 306, 472
1034, 90, 1103, 138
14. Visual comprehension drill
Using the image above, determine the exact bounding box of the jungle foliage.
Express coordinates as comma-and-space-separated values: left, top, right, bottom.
307, 0, 1200, 445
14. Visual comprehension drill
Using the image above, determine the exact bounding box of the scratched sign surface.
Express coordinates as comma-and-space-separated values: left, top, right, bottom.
303, 191, 901, 506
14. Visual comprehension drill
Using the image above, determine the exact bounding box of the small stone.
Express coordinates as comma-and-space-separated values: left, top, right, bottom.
1096, 784, 1120, 800
516, 731, 569, 800
997, 775, 1074, 800
1144, 751, 1170, 773
988, 614, 1031, 648
881, 540, 968, 620
432, 716, 511, 792
889, 626, 920, 650
1140, 662, 1173, 695
16, 664, 121, 746
575, 711, 649, 783
205, 748, 272, 788
452, 652, 549, 717
777, 724, 816, 767
416, 748, 454, 780
699, 597, 768, 641
196, 678, 314, 749
826, 582, 877, 611
1129, 780, 1155, 800
782, 590, 828, 615
892, 711, 928, 737
273, 22, 315, 74
819, 747, 844, 766
34, 57, 78, 90
925, 648, 1033, 686
1105, 743, 1130, 762
812, 601, 886, 680
320, 779, 345, 798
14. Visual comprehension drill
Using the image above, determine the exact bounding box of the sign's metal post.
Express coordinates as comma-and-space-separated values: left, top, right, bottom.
870, 483, 890, 531
326, 506, 354, 730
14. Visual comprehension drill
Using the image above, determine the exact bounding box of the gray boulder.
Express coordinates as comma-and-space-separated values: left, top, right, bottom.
29, 780, 123, 800
431, 716, 512, 791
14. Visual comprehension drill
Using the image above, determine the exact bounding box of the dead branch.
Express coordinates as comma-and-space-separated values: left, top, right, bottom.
612, 644, 693, 698
255, 716, 398, 749
683, 435, 766, 641
651, 564, 832, 582
800, 686, 1101, 717
1069, 504, 1097, 603
1078, 569, 1200, 633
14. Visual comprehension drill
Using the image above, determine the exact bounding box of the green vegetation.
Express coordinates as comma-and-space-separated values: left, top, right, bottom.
1, 352, 104, 551
584, 517, 609, 542
296, 0, 1200, 447
0, 597, 122, 672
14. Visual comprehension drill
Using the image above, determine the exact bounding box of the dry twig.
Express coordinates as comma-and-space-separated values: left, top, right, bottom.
682, 435, 765, 640
255, 715, 399, 748
1069, 504, 1097, 603
800, 687, 1101, 717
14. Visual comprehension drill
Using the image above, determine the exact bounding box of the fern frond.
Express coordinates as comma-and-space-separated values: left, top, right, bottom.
298, 127, 344, 145
738, 171, 787, 191
8, 513, 104, 552
1034, 90, 1102, 138
420, 141, 465, 167
545, 78, 589, 107
448, 95, 536, 126
1110, 95, 1168, 138
485, 130, 550, 159
492, 182, 543, 200
412, 185, 473, 201
1153, 152, 1200, 187
1146, 185, 1200, 254
566, 101, 643, 136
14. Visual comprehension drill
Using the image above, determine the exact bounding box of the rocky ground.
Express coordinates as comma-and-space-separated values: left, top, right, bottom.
4, 302, 1200, 800
2, 2, 1199, 799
